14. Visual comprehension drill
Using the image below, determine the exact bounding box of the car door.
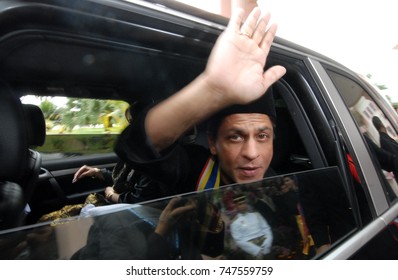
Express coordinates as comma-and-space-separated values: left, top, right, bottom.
265, 44, 398, 259
307, 58, 398, 259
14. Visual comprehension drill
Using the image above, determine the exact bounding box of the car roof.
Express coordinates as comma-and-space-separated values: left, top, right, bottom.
0, 0, 349, 103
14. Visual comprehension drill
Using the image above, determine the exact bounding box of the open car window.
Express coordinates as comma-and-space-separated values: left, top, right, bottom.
0, 167, 356, 260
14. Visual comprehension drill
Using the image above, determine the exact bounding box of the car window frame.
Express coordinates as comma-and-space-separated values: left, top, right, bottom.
265, 50, 371, 258
308, 58, 390, 216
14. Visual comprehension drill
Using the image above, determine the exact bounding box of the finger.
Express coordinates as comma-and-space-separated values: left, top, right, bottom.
82, 170, 92, 178
72, 171, 82, 182
165, 196, 181, 211
239, 7, 261, 37
171, 203, 196, 218
73, 166, 88, 180
73, 170, 91, 182
252, 12, 271, 45
260, 23, 278, 55
227, 7, 244, 33
73, 168, 84, 179
262, 65, 287, 90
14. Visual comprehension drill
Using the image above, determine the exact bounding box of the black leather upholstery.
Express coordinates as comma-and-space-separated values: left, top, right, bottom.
0, 85, 46, 230
0, 83, 28, 229
20, 104, 46, 210
23, 104, 46, 147
0, 182, 24, 230
0, 85, 29, 181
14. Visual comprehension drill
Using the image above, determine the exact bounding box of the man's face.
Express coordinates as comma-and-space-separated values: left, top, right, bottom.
281, 176, 298, 193
208, 113, 273, 185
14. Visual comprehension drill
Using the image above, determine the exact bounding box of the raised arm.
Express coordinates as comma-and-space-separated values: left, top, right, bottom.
146, 7, 286, 152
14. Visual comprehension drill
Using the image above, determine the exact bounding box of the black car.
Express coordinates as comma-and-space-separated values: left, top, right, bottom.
0, 0, 397, 260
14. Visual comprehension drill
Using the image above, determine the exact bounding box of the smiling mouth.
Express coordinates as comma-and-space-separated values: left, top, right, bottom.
239, 167, 260, 177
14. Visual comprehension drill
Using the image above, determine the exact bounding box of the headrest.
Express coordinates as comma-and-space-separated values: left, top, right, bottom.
0, 84, 28, 181
22, 104, 46, 147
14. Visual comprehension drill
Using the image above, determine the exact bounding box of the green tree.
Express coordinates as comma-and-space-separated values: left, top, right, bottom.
61, 98, 128, 132
39, 98, 56, 119
39, 98, 62, 128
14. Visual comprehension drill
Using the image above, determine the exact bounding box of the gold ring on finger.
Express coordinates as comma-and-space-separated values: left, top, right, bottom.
239, 31, 251, 38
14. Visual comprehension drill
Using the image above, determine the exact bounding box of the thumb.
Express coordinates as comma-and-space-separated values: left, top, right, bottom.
262, 65, 286, 89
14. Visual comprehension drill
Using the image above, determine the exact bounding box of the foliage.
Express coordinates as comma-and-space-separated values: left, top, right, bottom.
38, 97, 129, 133
38, 134, 118, 156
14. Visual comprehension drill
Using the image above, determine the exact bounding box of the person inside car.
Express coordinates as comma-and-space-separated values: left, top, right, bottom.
372, 115, 398, 156
114, 6, 286, 196
72, 102, 170, 204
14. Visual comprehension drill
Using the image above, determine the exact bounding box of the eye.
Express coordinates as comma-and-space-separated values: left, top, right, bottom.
257, 133, 270, 141
228, 134, 243, 142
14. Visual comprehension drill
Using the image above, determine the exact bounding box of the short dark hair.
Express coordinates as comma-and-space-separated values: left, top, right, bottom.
372, 116, 384, 131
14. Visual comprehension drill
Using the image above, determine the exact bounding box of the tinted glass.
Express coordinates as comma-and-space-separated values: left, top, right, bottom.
0, 167, 355, 260
328, 71, 398, 203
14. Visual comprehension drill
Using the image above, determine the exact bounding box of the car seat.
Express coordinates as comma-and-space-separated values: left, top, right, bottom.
0, 84, 29, 230
20, 104, 46, 210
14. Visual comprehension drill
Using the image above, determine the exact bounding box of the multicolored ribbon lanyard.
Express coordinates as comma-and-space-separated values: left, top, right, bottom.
196, 156, 221, 191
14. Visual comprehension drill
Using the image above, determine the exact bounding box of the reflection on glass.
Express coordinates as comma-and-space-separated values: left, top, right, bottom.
229, 194, 273, 259
352, 98, 398, 199
328, 71, 398, 201
0, 167, 356, 259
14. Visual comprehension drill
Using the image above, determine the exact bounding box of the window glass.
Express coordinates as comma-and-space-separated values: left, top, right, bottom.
328, 71, 398, 202
0, 167, 356, 259
21, 96, 129, 160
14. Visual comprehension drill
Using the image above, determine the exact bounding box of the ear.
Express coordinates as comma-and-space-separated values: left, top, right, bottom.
207, 135, 217, 156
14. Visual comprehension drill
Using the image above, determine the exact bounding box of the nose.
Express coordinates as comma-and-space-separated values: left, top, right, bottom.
241, 138, 259, 160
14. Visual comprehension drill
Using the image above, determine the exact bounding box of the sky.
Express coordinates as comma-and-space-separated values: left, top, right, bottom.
176, 0, 398, 103
260, 0, 398, 102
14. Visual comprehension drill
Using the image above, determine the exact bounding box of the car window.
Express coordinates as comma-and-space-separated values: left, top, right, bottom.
20, 95, 129, 160
268, 73, 360, 257
327, 71, 398, 203
0, 167, 356, 260
10, 78, 358, 260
